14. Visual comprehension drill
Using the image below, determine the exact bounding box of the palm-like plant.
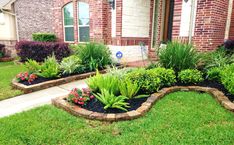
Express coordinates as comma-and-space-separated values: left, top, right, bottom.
94, 89, 129, 111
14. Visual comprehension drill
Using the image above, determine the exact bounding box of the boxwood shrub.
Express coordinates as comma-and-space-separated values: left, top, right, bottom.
220, 64, 234, 95
178, 69, 204, 84
16, 41, 71, 62
32, 33, 57, 42
125, 68, 176, 94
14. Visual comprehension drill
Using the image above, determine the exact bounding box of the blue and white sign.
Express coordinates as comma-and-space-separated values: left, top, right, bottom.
116, 51, 123, 59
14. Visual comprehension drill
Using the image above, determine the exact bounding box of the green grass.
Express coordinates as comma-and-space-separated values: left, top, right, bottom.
0, 91, 233, 145
0, 62, 26, 100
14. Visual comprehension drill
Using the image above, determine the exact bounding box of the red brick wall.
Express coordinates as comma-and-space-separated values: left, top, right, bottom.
172, 0, 182, 40
193, 0, 228, 51
52, 0, 111, 43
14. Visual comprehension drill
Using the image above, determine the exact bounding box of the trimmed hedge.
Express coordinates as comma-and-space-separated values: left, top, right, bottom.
16, 41, 71, 62
32, 33, 57, 42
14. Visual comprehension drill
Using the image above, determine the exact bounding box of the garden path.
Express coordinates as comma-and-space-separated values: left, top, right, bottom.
0, 80, 88, 118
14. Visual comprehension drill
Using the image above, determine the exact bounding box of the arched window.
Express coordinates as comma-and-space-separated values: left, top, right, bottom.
63, 2, 74, 42
78, 2, 90, 42
63, 2, 90, 42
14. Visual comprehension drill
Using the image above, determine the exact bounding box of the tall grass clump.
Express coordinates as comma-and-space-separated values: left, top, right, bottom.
159, 41, 200, 72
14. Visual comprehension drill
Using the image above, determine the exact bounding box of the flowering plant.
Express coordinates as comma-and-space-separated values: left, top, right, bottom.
16, 72, 38, 84
68, 88, 94, 106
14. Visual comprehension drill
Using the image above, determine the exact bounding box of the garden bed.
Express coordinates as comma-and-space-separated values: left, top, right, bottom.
0, 57, 14, 62
12, 66, 123, 93
52, 86, 234, 122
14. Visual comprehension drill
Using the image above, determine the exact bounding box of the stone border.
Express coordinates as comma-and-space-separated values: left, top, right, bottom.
0, 57, 14, 62
52, 86, 234, 122
12, 66, 123, 94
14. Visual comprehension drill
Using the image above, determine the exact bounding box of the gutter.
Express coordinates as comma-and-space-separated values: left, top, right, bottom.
0, 7, 19, 41
188, 0, 196, 44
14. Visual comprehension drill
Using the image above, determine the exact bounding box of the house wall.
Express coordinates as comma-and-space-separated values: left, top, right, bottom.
0, 13, 16, 40
14, 0, 54, 40
170, 0, 229, 51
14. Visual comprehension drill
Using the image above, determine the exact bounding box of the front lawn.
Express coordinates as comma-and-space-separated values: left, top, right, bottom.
0, 91, 233, 145
0, 62, 25, 100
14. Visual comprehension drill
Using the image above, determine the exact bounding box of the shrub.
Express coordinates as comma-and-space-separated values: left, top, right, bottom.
16, 41, 71, 62
147, 67, 176, 87
24, 59, 41, 74
220, 64, 234, 95
32, 33, 57, 42
87, 71, 120, 95
37, 56, 60, 78
0, 44, 5, 58
201, 49, 233, 70
159, 41, 200, 72
223, 40, 234, 54
60, 55, 82, 75
207, 67, 222, 81
125, 69, 161, 94
178, 69, 204, 84
107, 66, 135, 79
78, 43, 112, 71
68, 88, 94, 106
119, 79, 140, 99
94, 89, 129, 111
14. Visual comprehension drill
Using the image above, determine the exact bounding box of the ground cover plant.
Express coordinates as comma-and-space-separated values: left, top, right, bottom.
0, 62, 26, 100
0, 92, 233, 144
32, 33, 57, 42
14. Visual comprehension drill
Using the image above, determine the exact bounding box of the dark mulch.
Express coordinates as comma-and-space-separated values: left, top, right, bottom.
174, 80, 234, 102
81, 97, 148, 114
19, 77, 53, 86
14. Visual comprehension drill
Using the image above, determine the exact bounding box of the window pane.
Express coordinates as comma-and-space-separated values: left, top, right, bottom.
64, 3, 74, 26
78, 2, 89, 26
79, 27, 90, 42
65, 27, 75, 41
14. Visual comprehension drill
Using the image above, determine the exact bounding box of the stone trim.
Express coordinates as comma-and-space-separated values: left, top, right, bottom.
12, 66, 123, 94
52, 86, 234, 122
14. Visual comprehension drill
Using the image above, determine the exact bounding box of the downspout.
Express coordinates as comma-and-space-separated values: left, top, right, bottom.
0, 7, 19, 41
188, 0, 196, 44
225, 0, 233, 40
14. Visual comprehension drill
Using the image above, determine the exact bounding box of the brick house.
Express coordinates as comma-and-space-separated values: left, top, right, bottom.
0, 0, 234, 62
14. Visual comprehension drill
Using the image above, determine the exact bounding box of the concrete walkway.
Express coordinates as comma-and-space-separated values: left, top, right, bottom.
0, 79, 88, 118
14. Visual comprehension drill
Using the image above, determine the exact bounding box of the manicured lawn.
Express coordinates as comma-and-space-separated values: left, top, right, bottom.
0, 91, 233, 145
0, 62, 26, 100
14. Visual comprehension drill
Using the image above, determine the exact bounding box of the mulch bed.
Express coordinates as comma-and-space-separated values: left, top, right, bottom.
175, 80, 234, 102
80, 97, 148, 114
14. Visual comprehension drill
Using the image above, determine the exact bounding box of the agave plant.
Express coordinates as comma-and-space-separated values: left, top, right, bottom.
94, 89, 129, 111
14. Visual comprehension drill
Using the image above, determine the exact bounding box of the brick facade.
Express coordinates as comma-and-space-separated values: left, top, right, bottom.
15, 0, 54, 40
12, 0, 233, 58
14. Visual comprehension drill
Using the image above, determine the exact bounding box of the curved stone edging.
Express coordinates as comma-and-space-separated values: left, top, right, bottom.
52, 86, 234, 122
12, 66, 123, 94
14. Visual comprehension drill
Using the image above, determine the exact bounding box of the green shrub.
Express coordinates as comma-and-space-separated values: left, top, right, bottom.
32, 33, 57, 42
220, 64, 234, 95
159, 41, 200, 72
60, 55, 82, 75
207, 67, 222, 81
94, 89, 129, 111
178, 69, 204, 84
119, 79, 141, 99
146, 62, 162, 70
78, 43, 112, 71
125, 69, 161, 94
38, 56, 60, 78
201, 49, 233, 70
24, 59, 41, 74
147, 67, 176, 87
87, 71, 120, 95
107, 66, 135, 79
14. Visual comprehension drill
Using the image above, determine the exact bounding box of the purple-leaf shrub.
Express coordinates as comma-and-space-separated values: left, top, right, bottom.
16, 41, 71, 62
